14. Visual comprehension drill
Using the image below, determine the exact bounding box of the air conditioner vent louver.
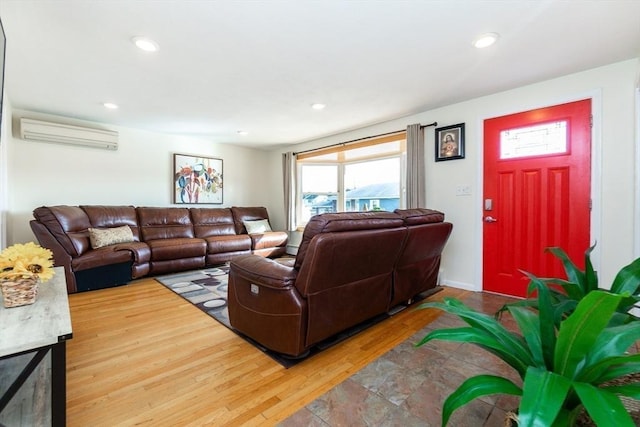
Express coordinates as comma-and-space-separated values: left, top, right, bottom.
18, 118, 118, 150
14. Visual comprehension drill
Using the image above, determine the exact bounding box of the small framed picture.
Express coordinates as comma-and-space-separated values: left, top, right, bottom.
435, 123, 465, 161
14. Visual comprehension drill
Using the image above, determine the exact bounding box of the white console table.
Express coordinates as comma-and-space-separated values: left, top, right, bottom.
0, 267, 72, 426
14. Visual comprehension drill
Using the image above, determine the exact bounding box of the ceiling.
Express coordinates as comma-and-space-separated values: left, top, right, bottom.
1, 1, 639, 149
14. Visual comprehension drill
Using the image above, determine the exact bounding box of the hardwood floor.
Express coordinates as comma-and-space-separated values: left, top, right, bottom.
66, 278, 470, 426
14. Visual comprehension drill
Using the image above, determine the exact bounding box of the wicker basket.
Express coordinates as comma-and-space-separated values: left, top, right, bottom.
1, 276, 39, 308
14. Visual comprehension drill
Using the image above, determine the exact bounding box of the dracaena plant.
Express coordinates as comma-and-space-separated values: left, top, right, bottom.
496, 244, 640, 325
417, 284, 640, 426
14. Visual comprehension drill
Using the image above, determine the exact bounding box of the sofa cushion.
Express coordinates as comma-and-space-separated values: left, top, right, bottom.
394, 208, 444, 225
203, 234, 251, 254
231, 206, 271, 234
81, 205, 141, 241
249, 231, 287, 250
88, 225, 135, 249
190, 208, 236, 237
33, 205, 92, 257
145, 238, 206, 261
138, 207, 194, 240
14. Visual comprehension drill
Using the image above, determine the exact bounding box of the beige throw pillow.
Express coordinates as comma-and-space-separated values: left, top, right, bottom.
243, 219, 272, 234
89, 225, 134, 249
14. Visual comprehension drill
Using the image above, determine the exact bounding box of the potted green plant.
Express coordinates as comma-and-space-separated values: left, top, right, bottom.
495, 245, 640, 325
417, 272, 640, 425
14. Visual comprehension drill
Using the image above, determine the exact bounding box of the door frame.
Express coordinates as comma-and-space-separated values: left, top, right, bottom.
474, 90, 603, 293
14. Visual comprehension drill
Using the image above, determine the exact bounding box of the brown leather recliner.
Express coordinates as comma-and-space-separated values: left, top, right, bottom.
228, 209, 452, 357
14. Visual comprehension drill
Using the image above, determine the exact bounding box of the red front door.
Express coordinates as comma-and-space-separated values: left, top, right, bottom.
483, 99, 592, 297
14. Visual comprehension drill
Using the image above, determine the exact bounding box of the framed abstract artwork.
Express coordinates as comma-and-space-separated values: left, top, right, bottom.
173, 153, 223, 204
435, 123, 465, 161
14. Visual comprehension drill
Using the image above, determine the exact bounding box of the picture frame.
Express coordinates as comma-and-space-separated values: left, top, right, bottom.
435, 123, 465, 161
173, 153, 223, 204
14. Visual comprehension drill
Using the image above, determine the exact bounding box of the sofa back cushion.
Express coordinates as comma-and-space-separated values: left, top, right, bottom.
32, 206, 92, 256
190, 208, 236, 237
393, 208, 445, 225
231, 206, 271, 234
294, 211, 404, 269
81, 205, 141, 241
137, 207, 194, 241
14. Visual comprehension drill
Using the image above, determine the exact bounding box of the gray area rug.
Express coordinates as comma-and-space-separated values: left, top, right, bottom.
156, 265, 231, 327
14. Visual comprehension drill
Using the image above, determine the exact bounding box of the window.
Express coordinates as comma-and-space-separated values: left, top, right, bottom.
500, 120, 568, 159
297, 133, 406, 225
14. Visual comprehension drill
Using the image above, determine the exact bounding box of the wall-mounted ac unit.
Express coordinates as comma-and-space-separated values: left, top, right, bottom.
18, 118, 119, 150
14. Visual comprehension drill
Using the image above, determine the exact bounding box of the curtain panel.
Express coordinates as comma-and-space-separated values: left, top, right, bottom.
282, 151, 296, 231
406, 123, 425, 208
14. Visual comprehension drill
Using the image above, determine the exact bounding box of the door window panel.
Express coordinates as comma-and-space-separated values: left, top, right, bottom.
500, 121, 568, 159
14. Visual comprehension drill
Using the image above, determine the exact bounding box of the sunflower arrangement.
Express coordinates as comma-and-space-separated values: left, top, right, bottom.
0, 242, 55, 283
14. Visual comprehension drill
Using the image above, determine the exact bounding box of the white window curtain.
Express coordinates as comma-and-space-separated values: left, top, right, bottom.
406, 123, 425, 208
282, 151, 296, 231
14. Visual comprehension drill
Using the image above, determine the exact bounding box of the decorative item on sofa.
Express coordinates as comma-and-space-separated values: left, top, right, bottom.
88, 225, 135, 248
0, 242, 55, 308
243, 219, 272, 234
174, 153, 223, 204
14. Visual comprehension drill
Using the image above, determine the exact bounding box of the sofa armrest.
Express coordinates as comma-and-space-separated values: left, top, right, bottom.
113, 241, 151, 264
230, 255, 297, 289
228, 254, 306, 356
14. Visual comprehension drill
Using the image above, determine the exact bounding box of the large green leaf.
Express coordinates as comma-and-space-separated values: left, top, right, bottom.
546, 246, 587, 293
603, 382, 640, 399
584, 355, 640, 384
554, 291, 622, 377
517, 367, 572, 427
418, 298, 535, 370
583, 244, 599, 293
508, 306, 545, 368
610, 257, 640, 295
573, 382, 635, 427
442, 374, 522, 426
416, 327, 529, 375
584, 322, 640, 368
525, 274, 556, 368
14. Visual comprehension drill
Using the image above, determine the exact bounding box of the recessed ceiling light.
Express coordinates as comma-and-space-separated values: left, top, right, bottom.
237, 130, 249, 136
103, 102, 119, 109
473, 32, 499, 49
311, 103, 326, 110
131, 36, 159, 52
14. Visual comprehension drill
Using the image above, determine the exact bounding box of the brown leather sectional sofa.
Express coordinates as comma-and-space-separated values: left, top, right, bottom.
30, 205, 287, 293
228, 208, 452, 357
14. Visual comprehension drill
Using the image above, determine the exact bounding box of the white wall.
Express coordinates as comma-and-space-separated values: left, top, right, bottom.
268, 58, 640, 290
6, 109, 272, 245
4, 59, 638, 290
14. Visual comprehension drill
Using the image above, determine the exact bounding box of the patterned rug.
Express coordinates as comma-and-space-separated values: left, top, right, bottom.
156, 265, 232, 327
156, 265, 436, 368
156, 264, 311, 368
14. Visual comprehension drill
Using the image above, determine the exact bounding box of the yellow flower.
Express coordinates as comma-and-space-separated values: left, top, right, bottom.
0, 242, 55, 283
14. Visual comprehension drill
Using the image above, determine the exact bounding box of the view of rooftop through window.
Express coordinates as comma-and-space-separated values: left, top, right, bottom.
298, 138, 405, 224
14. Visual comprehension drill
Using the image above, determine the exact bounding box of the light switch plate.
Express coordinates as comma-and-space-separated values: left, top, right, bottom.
455, 184, 472, 196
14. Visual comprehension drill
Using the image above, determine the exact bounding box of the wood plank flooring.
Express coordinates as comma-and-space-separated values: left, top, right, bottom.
66, 278, 470, 426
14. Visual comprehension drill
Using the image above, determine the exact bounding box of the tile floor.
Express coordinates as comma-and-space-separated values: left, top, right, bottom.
279, 291, 521, 427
